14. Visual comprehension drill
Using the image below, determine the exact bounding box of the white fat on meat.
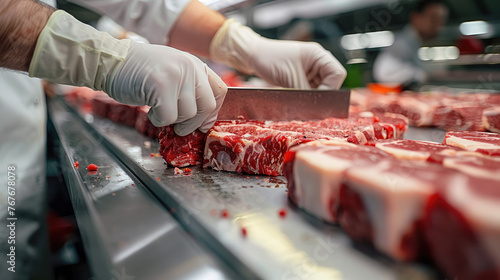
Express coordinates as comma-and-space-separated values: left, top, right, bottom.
443, 177, 500, 269
442, 155, 500, 180
293, 150, 352, 222
344, 161, 437, 261
445, 135, 500, 152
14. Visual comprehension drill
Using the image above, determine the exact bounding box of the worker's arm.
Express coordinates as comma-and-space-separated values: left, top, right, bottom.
0, 0, 54, 71
69, 0, 347, 89
0, 0, 226, 136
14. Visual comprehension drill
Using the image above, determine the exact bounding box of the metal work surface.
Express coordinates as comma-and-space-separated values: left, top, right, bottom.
48, 99, 240, 280
404, 127, 447, 143
62, 98, 438, 280
219, 88, 350, 120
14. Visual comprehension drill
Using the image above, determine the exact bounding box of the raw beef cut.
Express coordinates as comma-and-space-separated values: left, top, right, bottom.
159, 113, 408, 173
283, 141, 393, 223
92, 92, 115, 118
388, 95, 440, 127
135, 106, 160, 139
108, 102, 137, 127
427, 151, 500, 180
203, 124, 367, 176
423, 174, 500, 280
482, 106, 500, 133
158, 126, 206, 167
433, 102, 493, 131
444, 131, 500, 156
339, 160, 463, 261
368, 139, 462, 161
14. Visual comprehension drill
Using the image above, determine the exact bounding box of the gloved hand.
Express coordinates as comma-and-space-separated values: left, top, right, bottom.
29, 10, 227, 136
210, 19, 347, 89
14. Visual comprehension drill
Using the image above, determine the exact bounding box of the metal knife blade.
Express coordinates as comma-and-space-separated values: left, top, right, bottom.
217, 87, 350, 121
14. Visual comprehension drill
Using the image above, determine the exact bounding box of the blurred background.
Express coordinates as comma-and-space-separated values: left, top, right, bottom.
58, 0, 500, 90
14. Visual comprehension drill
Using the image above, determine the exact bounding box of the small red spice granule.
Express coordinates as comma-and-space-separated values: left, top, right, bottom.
183, 168, 192, 175
241, 227, 247, 237
278, 208, 287, 218
157, 177, 161, 181
150, 153, 155, 157
74, 161, 79, 168
220, 209, 230, 218
87, 164, 98, 171
106, 176, 110, 179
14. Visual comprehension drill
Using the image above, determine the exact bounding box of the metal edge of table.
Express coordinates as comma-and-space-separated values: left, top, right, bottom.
48, 98, 242, 280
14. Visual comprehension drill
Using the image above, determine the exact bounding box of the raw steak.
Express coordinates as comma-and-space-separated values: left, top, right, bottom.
283, 141, 393, 223
482, 106, 500, 133
427, 151, 500, 180
135, 106, 160, 139
159, 113, 408, 173
444, 131, 500, 156
159, 126, 206, 167
423, 174, 500, 280
339, 160, 461, 261
389, 95, 440, 127
203, 124, 367, 176
368, 139, 462, 161
433, 102, 493, 131
92, 92, 115, 118
108, 102, 137, 127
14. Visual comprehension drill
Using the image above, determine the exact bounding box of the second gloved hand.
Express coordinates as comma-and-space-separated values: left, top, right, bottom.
210, 19, 347, 89
108, 42, 227, 136
29, 10, 227, 136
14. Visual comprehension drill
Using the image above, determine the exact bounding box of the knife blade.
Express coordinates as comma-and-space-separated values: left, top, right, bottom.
217, 87, 350, 121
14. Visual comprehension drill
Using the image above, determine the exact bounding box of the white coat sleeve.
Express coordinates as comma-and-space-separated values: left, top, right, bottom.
67, 0, 191, 45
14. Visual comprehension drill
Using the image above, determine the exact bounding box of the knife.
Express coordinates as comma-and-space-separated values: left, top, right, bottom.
217, 87, 350, 121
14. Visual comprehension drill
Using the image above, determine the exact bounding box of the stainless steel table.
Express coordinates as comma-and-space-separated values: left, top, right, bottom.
49, 97, 439, 280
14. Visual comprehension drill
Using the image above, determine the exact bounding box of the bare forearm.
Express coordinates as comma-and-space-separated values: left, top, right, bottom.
0, 0, 55, 71
168, 0, 225, 57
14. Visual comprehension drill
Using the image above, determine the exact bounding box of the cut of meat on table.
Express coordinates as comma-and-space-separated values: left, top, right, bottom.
203, 124, 367, 176
91, 92, 114, 118
159, 126, 206, 167
368, 139, 462, 161
423, 174, 500, 280
427, 151, 500, 181
159, 113, 408, 174
433, 102, 494, 132
386, 94, 441, 127
482, 106, 500, 133
444, 131, 500, 156
339, 160, 462, 261
107, 102, 137, 127
135, 106, 160, 139
283, 140, 394, 223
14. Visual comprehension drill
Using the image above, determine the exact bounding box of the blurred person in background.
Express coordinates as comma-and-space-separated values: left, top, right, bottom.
373, 0, 448, 88
0, 0, 346, 279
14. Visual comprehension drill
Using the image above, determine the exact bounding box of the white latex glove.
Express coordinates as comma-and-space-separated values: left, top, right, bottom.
29, 10, 227, 136
210, 19, 347, 89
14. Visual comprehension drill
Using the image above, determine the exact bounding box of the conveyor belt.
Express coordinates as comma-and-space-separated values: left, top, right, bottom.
55, 97, 441, 280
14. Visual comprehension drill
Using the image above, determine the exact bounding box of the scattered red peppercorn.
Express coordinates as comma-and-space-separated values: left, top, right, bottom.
150, 153, 155, 157
87, 164, 98, 171
157, 177, 161, 181
184, 168, 192, 172
220, 209, 230, 218
241, 227, 247, 237
278, 208, 287, 218
74, 161, 79, 168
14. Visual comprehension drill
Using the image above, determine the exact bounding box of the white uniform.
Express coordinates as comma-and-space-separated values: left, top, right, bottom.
69, 0, 191, 44
373, 25, 427, 86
